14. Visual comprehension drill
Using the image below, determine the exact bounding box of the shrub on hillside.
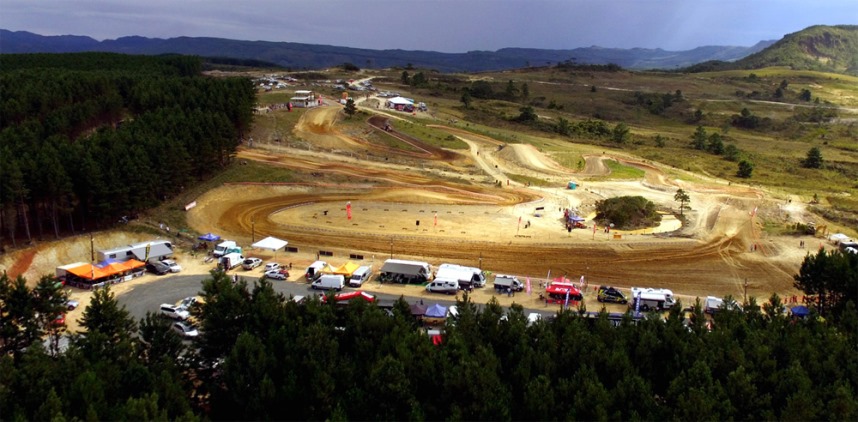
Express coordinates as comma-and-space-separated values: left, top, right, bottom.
594, 196, 662, 230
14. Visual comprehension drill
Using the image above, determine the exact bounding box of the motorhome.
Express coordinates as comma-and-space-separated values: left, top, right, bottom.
213, 240, 240, 258
379, 259, 431, 284
98, 240, 173, 262
349, 265, 373, 287
311, 274, 345, 291
629, 287, 677, 311
305, 260, 327, 281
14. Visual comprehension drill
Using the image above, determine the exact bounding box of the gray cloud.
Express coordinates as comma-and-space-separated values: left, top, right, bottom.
2, 0, 855, 52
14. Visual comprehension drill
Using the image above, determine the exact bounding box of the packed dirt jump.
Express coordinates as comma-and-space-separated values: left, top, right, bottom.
186, 103, 817, 301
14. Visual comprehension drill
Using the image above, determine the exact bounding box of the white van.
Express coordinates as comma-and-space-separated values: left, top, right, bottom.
312, 274, 344, 291
349, 265, 373, 287
213, 240, 237, 258
305, 260, 327, 281
426, 279, 458, 294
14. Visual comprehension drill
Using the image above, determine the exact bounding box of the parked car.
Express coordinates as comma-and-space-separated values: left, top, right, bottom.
242, 257, 263, 270
160, 259, 182, 273
172, 321, 199, 338
53, 313, 66, 326
176, 296, 198, 309
597, 286, 628, 304
66, 299, 80, 311
264, 269, 289, 280
159, 304, 190, 320
146, 261, 170, 275
264, 262, 281, 272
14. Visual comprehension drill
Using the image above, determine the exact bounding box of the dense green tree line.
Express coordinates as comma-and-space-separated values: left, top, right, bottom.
0, 53, 256, 245
3, 261, 855, 420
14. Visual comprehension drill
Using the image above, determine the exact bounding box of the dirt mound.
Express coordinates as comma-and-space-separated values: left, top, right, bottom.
0, 231, 167, 287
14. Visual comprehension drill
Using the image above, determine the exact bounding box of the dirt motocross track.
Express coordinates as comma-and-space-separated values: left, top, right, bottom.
186, 103, 817, 301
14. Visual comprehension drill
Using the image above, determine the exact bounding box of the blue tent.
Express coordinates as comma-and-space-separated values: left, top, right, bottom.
198, 233, 221, 242
424, 304, 448, 318
96, 258, 121, 268
791, 305, 810, 317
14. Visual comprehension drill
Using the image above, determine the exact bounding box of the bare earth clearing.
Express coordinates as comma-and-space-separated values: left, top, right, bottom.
3, 99, 829, 324
191, 103, 820, 301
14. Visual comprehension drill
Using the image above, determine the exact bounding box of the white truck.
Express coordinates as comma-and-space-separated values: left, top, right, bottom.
305, 260, 327, 281
219, 252, 244, 270
436, 264, 486, 289
379, 259, 431, 284
630, 287, 676, 311
311, 274, 345, 291
704, 296, 741, 314
494, 274, 524, 292
213, 240, 241, 258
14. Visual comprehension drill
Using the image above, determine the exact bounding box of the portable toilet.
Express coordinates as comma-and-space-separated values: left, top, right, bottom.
567, 181, 577, 190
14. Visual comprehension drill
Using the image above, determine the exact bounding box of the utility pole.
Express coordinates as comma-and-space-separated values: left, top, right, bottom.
251, 219, 256, 243
389, 237, 393, 259
478, 252, 483, 270
90, 234, 95, 263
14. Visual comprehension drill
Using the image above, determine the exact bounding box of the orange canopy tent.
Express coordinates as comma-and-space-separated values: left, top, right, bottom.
66, 259, 145, 280
102, 259, 145, 273
66, 264, 111, 280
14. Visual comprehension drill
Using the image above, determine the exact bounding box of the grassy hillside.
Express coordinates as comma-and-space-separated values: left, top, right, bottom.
689, 25, 858, 75
341, 63, 858, 228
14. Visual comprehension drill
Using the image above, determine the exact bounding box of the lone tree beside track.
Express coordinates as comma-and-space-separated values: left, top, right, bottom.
674, 189, 690, 216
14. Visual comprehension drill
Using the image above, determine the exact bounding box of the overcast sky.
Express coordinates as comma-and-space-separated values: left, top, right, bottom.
2, 0, 855, 53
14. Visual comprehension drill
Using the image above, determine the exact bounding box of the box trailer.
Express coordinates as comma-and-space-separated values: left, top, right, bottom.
630, 287, 677, 311
98, 240, 173, 262
437, 263, 486, 288
379, 259, 431, 284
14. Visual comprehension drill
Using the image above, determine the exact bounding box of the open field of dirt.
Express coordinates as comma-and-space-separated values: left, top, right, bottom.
2, 96, 835, 316
188, 102, 825, 301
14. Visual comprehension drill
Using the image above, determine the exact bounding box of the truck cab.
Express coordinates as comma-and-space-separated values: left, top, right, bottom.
213, 240, 237, 258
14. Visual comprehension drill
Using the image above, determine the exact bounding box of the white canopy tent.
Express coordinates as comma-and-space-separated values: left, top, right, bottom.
829, 233, 851, 243
252, 236, 288, 259
387, 96, 414, 106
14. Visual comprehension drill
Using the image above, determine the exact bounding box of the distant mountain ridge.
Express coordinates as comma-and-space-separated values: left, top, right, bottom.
0, 29, 773, 72
686, 25, 858, 75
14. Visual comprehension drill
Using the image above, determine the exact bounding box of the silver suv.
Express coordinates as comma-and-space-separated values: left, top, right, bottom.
159, 304, 190, 320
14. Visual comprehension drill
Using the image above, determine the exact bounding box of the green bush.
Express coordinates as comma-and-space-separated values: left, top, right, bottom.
594, 196, 662, 229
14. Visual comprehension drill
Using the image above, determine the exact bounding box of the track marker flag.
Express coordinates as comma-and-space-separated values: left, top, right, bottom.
526, 277, 532, 295
346, 201, 352, 220
434, 212, 438, 227
750, 206, 758, 217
